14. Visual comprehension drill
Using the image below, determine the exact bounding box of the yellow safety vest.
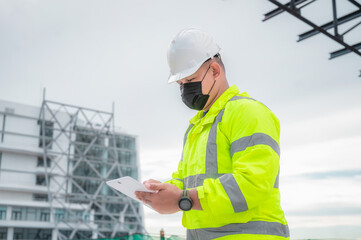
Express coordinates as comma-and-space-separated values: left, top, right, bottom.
166, 85, 289, 240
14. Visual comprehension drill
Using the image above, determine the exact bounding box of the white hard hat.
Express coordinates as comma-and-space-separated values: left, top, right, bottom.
167, 28, 221, 84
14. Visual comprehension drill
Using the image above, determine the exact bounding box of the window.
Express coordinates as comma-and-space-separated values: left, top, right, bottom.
0, 152, 2, 178
84, 212, 90, 223
36, 175, 47, 186
34, 229, 51, 240
38, 120, 54, 149
0, 227, 6, 240
37, 156, 51, 167
122, 167, 133, 177
72, 179, 101, 195
55, 209, 64, 223
75, 211, 84, 221
40, 210, 50, 222
125, 152, 131, 164
0, 206, 6, 220
25, 208, 37, 221
13, 232, 23, 240
14, 228, 52, 240
105, 203, 123, 213
33, 194, 48, 202
11, 208, 22, 220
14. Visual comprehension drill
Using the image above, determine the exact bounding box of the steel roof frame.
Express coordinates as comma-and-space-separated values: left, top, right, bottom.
263, 0, 361, 76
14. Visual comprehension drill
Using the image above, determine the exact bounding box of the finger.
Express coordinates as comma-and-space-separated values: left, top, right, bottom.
135, 191, 152, 202
145, 182, 158, 190
137, 191, 155, 201
135, 193, 148, 203
135, 191, 145, 199
142, 179, 154, 184
148, 183, 166, 191
135, 192, 142, 200
136, 193, 152, 205
144, 179, 161, 189
148, 179, 161, 183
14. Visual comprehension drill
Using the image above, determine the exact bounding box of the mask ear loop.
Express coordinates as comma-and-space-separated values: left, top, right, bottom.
207, 78, 217, 95
205, 63, 216, 95
201, 63, 216, 95
200, 65, 211, 83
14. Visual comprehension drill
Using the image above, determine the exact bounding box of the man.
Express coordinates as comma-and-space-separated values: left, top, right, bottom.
135, 28, 289, 240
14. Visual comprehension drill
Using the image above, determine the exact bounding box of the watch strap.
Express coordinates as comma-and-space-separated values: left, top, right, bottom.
181, 189, 190, 198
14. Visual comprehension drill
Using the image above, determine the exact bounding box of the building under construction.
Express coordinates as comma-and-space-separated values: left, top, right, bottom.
0, 93, 144, 240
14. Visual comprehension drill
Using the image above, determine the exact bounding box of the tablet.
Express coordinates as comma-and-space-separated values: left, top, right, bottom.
106, 176, 155, 203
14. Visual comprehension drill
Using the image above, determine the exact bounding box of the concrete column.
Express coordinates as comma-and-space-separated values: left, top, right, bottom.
6, 227, 13, 240
50, 208, 55, 223
6, 206, 11, 221
52, 229, 58, 240
91, 230, 98, 239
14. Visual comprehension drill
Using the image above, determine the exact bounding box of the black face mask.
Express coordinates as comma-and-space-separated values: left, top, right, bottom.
180, 66, 216, 110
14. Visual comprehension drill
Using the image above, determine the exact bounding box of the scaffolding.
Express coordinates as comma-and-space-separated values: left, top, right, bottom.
34, 89, 145, 239
263, 0, 361, 76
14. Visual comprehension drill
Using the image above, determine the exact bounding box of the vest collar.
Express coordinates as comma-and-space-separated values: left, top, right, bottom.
189, 85, 240, 126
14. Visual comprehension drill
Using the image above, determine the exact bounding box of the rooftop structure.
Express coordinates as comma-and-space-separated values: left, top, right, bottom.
0, 91, 144, 240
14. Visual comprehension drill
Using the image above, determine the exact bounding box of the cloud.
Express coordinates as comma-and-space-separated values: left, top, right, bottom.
139, 148, 182, 183
281, 176, 361, 207
287, 203, 361, 216
280, 105, 361, 149
281, 134, 361, 176
297, 169, 361, 180
143, 209, 185, 237
290, 225, 361, 239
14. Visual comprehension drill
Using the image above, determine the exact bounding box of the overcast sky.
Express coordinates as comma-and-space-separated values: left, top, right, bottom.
1, 0, 361, 239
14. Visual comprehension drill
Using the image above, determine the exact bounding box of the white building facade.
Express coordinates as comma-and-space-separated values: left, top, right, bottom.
0, 98, 144, 240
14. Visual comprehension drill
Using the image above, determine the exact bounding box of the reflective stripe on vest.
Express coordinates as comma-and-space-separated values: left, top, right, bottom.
183, 173, 224, 189
274, 167, 280, 188
230, 132, 280, 157
219, 174, 248, 212
187, 221, 290, 239
181, 96, 280, 191
229, 96, 256, 102
206, 109, 225, 178
181, 123, 194, 162
183, 109, 225, 189
229, 96, 280, 189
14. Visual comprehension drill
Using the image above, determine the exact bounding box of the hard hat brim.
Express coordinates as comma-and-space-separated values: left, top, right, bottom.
167, 60, 205, 84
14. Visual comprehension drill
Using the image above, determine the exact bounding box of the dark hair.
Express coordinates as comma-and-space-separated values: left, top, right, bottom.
204, 53, 221, 63
204, 53, 225, 72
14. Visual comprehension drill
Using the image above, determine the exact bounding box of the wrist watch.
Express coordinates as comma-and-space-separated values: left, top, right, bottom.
178, 190, 193, 211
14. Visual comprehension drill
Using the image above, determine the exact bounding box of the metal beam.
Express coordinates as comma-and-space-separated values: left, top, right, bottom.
329, 42, 361, 59
332, 0, 341, 39
348, 0, 361, 9
298, 9, 361, 42
267, 0, 361, 58
263, 0, 307, 21
46, 100, 112, 116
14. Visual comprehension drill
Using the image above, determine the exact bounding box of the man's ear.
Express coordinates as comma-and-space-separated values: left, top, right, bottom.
210, 61, 221, 79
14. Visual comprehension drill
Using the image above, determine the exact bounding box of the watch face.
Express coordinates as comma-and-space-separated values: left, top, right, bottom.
179, 198, 192, 211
